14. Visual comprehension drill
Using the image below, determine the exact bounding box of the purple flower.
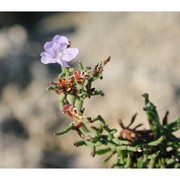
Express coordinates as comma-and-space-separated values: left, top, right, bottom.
40, 35, 79, 67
